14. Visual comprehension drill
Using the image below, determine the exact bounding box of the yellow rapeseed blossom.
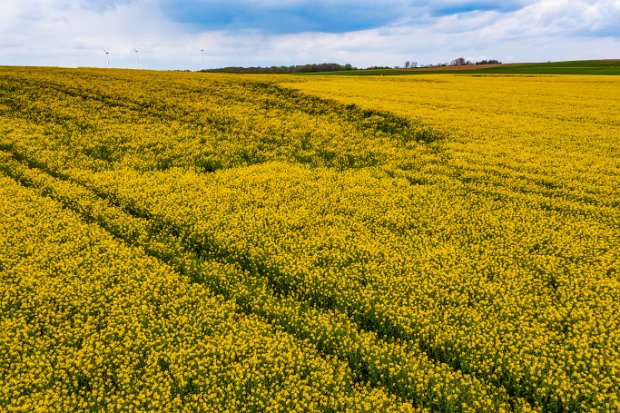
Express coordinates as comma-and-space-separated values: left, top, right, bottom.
0, 66, 618, 411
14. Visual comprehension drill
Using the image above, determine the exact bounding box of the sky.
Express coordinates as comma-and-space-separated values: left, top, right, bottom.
0, 0, 619, 70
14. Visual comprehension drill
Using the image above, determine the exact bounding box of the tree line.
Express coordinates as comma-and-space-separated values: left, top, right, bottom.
201, 58, 503, 74
402, 58, 501, 68
202, 63, 355, 74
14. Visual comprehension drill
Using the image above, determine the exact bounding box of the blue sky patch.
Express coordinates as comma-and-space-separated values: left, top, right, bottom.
159, 1, 407, 33
430, 1, 527, 16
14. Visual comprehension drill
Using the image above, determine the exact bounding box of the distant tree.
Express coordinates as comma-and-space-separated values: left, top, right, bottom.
404, 61, 411, 68
202, 63, 357, 74
475, 59, 501, 65
411, 61, 418, 68
451, 57, 467, 66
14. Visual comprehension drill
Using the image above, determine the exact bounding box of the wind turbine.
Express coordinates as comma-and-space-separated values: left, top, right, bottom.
103, 48, 110, 68
200, 48, 205, 67
133, 47, 139, 68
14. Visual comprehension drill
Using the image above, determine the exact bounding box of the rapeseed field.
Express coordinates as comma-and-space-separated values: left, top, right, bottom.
0, 67, 618, 412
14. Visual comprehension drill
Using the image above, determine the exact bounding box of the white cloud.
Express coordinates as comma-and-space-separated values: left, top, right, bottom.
0, 0, 618, 69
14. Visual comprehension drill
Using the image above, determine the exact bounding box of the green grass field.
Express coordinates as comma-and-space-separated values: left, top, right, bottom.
315, 59, 620, 76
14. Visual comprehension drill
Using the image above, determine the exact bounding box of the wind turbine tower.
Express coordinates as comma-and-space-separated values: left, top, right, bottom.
200, 49, 205, 67
133, 47, 139, 68
103, 49, 110, 68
